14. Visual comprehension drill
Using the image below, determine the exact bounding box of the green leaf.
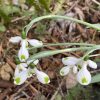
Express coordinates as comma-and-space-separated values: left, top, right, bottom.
91, 74, 100, 83
28, 47, 91, 61
0, 24, 6, 32
87, 23, 100, 29
2, 5, 20, 15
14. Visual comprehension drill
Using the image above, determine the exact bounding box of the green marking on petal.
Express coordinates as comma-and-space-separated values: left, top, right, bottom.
44, 76, 49, 83
21, 55, 26, 60
78, 65, 82, 69
60, 71, 64, 75
15, 77, 20, 84
82, 77, 88, 84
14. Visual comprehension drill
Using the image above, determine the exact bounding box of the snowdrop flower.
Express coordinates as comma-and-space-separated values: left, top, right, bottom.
14, 63, 28, 85
9, 36, 43, 47
18, 42, 29, 62
14, 70, 28, 85
34, 68, 50, 84
60, 57, 79, 76
76, 62, 91, 85
27, 59, 39, 78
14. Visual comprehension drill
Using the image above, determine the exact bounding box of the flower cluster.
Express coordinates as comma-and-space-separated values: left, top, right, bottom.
60, 57, 97, 85
9, 36, 50, 85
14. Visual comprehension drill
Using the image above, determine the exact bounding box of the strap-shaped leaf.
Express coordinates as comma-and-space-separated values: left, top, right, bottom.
28, 47, 91, 61
91, 74, 100, 83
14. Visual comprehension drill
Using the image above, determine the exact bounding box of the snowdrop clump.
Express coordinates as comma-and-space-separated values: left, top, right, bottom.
60, 56, 97, 85
9, 36, 50, 85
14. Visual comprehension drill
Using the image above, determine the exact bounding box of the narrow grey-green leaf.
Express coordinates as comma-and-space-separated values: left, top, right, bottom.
0, 24, 6, 32
28, 47, 91, 61
91, 74, 100, 83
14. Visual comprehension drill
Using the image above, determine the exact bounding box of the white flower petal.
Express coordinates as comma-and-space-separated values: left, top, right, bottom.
34, 68, 50, 84
28, 39, 43, 47
14, 70, 28, 85
15, 63, 27, 76
73, 66, 78, 74
20, 63, 28, 68
27, 67, 35, 78
76, 65, 91, 85
88, 60, 97, 69
21, 39, 28, 48
9, 36, 22, 43
60, 66, 70, 76
62, 57, 79, 65
18, 46, 29, 62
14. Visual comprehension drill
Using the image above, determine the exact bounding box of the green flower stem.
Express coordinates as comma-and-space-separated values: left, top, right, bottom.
28, 42, 96, 50
25, 15, 100, 35
28, 46, 92, 61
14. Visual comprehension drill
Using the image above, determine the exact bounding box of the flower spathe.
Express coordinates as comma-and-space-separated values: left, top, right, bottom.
76, 62, 91, 85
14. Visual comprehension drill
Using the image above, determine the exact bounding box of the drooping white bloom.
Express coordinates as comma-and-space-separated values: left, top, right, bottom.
18, 46, 29, 62
60, 57, 79, 76
14, 70, 28, 85
14, 63, 28, 85
60, 56, 97, 85
9, 36, 43, 47
76, 62, 91, 85
34, 68, 50, 84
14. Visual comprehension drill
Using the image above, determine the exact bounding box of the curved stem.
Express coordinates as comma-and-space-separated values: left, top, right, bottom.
25, 15, 100, 35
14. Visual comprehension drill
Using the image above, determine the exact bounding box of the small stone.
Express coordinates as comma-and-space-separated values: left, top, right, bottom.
0, 69, 11, 81
66, 72, 78, 89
